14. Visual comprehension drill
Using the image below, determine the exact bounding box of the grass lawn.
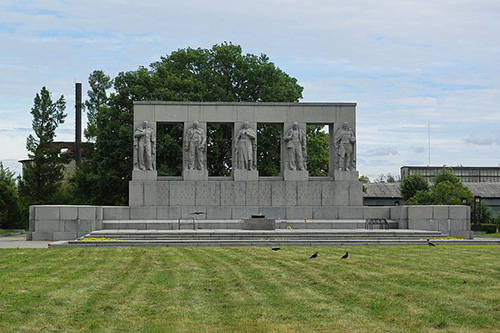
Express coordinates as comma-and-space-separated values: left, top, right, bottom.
1, 246, 500, 332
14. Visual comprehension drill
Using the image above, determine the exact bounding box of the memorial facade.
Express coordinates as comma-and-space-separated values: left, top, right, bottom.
129, 101, 362, 219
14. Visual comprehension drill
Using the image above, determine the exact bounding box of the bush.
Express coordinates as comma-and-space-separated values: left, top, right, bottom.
477, 224, 497, 234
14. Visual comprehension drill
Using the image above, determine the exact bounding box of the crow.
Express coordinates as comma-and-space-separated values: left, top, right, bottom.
341, 252, 349, 259
271, 247, 281, 251
427, 239, 436, 247
310, 252, 318, 259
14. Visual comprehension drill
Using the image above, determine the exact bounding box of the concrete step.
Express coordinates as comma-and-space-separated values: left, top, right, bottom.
48, 238, 500, 248
86, 229, 443, 241
101, 219, 399, 230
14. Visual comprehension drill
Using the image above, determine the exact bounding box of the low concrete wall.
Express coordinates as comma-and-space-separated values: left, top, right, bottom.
28, 204, 472, 241
27, 205, 102, 241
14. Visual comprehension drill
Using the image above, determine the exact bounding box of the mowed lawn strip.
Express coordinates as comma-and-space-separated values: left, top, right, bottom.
1, 246, 500, 332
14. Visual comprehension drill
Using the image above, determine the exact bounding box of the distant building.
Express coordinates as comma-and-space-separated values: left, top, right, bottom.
363, 182, 500, 218
401, 166, 500, 183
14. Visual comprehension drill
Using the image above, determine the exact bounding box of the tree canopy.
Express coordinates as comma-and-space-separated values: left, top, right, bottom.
75, 43, 304, 205
19, 87, 67, 205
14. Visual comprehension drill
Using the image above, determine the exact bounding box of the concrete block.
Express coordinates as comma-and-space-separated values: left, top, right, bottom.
312, 207, 339, 219
258, 182, 272, 206
408, 206, 433, 219
129, 181, 144, 206
283, 169, 309, 181
79, 207, 97, 220
187, 104, 203, 121
433, 206, 449, 219
333, 182, 349, 206
31, 232, 53, 241
102, 207, 131, 220
254, 105, 287, 122
181, 206, 208, 219
297, 182, 322, 206
60, 207, 78, 220
449, 206, 468, 219
270, 182, 286, 206
236, 104, 255, 121
130, 207, 157, 220
390, 206, 408, 220
154, 104, 187, 122
231, 206, 259, 219
53, 232, 78, 241
245, 181, 260, 205
196, 182, 221, 206
183, 169, 208, 181
132, 170, 157, 181
35, 220, 63, 233
286, 206, 313, 220
206, 206, 232, 219
338, 206, 363, 219
349, 182, 363, 205
221, 182, 246, 206
333, 170, 359, 181
233, 170, 259, 181
242, 218, 275, 230
143, 182, 157, 206
35, 206, 60, 220
258, 207, 287, 219
170, 181, 196, 206
450, 230, 473, 239
321, 182, 335, 206
408, 219, 434, 231
363, 206, 391, 219
157, 207, 182, 220
155, 181, 170, 206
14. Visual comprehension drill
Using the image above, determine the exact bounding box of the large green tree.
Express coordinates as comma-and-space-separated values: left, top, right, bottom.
18, 87, 67, 205
400, 174, 429, 201
79, 43, 304, 205
0, 162, 22, 229
84, 70, 113, 140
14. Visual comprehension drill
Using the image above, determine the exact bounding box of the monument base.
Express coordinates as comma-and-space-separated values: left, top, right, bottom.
132, 170, 157, 181
233, 169, 259, 181
183, 169, 209, 181
333, 170, 359, 181
242, 218, 276, 230
283, 169, 309, 181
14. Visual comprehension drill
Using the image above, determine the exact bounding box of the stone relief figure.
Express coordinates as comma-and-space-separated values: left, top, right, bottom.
335, 122, 356, 171
134, 121, 156, 171
184, 121, 206, 170
235, 121, 257, 171
284, 122, 307, 171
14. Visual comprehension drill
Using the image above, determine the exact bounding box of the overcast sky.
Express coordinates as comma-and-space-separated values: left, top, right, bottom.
1, 0, 499, 180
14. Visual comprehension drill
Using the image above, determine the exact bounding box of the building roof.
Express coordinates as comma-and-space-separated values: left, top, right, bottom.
363, 183, 401, 198
363, 182, 500, 199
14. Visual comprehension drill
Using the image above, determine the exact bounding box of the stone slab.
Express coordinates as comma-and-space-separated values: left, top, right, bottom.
170, 181, 196, 206
233, 170, 259, 181
283, 169, 309, 181
196, 182, 221, 206
242, 218, 275, 230
60, 207, 78, 220
333, 170, 359, 181
132, 170, 157, 181
183, 169, 208, 181
297, 182, 322, 206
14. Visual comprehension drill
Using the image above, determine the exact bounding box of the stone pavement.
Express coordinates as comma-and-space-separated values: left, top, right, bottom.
0, 234, 49, 249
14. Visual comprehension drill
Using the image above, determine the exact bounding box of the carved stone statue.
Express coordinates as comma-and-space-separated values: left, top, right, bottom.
134, 121, 155, 171
184, 121, 206, 170
235, 122, 257, 171
335, 122, 356, 171
284, 122, 307, 171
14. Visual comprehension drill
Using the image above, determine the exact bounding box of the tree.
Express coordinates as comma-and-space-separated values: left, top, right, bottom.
80, 43, 304, 204
0, 162, 22, 229
375, 173, 400, 183
84, 70, 113, 140
306, 125, 329, 176
400, 174, 429, 201
405, 168, 473, 206
18, 87, 67, 205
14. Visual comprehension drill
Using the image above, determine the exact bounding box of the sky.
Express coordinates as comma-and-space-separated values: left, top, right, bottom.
1, 0, 499, 181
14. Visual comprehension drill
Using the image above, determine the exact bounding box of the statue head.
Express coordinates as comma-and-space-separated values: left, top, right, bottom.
293, 122, 299, 129
242, 121, 249, 129
342, 122, 350, 130
193, 121, 199, 128
142, 121, 149, 128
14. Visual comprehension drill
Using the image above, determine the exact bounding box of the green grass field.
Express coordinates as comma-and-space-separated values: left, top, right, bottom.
1, 245, 500, 332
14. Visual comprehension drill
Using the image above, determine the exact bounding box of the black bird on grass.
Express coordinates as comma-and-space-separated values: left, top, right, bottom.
310, 252, 318, 259
271, 247, 281, 251
341, 252, 349, 259
427, 239, 436, 247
